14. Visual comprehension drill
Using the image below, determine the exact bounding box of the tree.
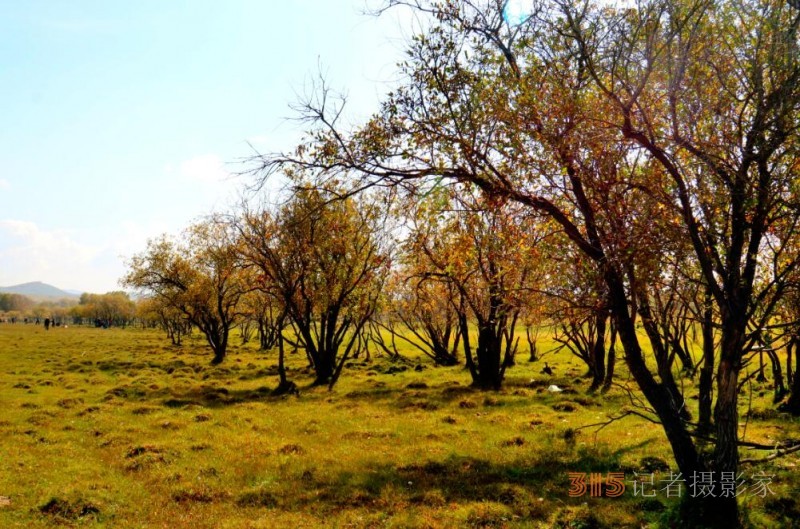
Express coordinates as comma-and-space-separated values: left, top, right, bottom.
123, 218, 247, 364
0, 293, 34, 313
74, 292, 136, 327
252, 0, 800, 524
559, 1, 800, 522
375, 266, 463, 366
402, 186, 545, 388
545, 240, 613, 392
236, 185, 391, 388
135, 296, 192, 345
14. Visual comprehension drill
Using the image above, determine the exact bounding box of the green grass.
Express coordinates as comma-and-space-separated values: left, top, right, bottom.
0, 324, 798, 528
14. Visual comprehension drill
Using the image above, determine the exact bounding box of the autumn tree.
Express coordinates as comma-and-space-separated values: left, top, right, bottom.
777, 272, 800, 413
375, 266, 463, 366
123, 218, 247, 364
252, 0, 800, 524
0, 293, 34, 313
558, 2, 800, 523
135, 296, 192, 345
402, 186, 546, 388
74, 291, 136, 327
236, 185, 391, 388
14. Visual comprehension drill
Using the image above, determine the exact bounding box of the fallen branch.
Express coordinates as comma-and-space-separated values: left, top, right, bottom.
740, 443, 800, 466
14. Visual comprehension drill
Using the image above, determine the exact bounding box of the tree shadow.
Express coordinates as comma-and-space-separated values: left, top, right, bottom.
235, 452, 659, 526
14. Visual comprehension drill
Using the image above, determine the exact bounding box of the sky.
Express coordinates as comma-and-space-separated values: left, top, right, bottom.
0, 0, 415, 293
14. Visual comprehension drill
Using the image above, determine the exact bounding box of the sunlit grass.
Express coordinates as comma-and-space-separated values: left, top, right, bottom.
0, 324, 798, 528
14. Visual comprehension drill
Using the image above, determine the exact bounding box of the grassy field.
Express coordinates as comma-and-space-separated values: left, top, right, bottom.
1, 324, 799, 528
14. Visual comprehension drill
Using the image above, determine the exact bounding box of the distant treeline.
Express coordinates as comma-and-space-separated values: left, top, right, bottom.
0, 293, 34, 312
0, 291, 138, 328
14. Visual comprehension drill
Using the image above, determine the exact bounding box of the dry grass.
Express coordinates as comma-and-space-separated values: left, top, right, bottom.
0, 324, 798, 528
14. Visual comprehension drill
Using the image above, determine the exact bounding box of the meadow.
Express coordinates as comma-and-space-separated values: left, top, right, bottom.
1, 324, 799, 528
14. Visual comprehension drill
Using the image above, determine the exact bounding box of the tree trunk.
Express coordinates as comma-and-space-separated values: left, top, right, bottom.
756, 350, 767, 382
785, 338, 800, 414
472, 325, 503, 390
671, 337, 694, 373
589, 311, 607, 392
459, 312, 479, 383
527, 328, 538, 362
698, 286, 715, 433
277, 332, 287, 386
765, 348, 786, 403
312, 354, 334, 386
602, 324, 617, 393
639, 297, 691, 421
605, 269, 704, 475
711, 329, 743, 526
209, 328, 227, 365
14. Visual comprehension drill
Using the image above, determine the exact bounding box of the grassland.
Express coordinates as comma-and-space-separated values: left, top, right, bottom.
1, 324, 799, 528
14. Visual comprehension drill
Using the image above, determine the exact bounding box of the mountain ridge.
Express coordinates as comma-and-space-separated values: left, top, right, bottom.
0, 282, 81, 300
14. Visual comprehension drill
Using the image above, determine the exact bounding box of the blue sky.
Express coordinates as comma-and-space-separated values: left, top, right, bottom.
0, 0, 412, 293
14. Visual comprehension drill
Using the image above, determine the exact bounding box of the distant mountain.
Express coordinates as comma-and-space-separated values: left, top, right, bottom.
0, 282, 80, 300
63, 289, 85, 296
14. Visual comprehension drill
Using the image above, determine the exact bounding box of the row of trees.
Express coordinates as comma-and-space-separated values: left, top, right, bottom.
123, 0, 800, 525
123, 188, 392, 388
237, 0, 800, 526
125, 183, 570, 391
0, 292, 137, 326
0, 293, 35, 313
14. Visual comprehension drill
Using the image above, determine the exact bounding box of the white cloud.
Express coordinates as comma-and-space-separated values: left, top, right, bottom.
0, 178, 10, 190
161, 153, 246, 216
177, 154, 232, 184
0, 220, 108, 291
246, 135, 272, 147
112, 220, 171, 256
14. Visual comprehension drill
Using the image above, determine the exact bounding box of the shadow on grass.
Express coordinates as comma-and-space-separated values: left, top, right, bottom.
340, 373, 601, 413
234, 451, 664, 528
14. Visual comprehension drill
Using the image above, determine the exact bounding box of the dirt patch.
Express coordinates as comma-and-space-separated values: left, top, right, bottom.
77, 406, 101, 417
56, 398, 84, 409
639, 456, 670, 473
278, 444, 304, 455
163, 398, 198, 408
401, 400, 439, 411
172, 488, 227, 504
552, 402, 578, 412
126, 445, 163, 458
236, 488, 278, 508
38, 497, 100, 521
131, 406, 159, 415
410, 489, 447, 507
748, 408, 780, 420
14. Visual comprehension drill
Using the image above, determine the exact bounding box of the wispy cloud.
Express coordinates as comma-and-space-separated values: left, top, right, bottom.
0, 178, 10, 190
169, 154, 232, 184
0, 219, 104, 290
112, 220, 170, 256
